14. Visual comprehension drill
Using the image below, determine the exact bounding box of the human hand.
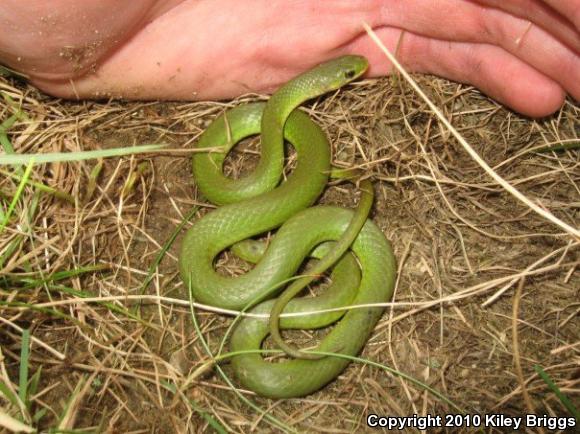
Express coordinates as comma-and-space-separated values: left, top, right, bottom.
0, 0, 577, 117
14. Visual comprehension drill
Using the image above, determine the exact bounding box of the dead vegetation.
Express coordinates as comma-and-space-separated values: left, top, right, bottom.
0, 65, 578, 433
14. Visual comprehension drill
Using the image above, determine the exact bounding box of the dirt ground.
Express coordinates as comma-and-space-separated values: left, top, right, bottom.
0, 68, 578, 433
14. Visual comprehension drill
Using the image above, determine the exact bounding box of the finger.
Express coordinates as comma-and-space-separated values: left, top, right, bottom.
472, 0, 580, 53
477, 7, 580, 101
365, 0, 580, 101
345, 26, 566, 117
541, 0, 580, 30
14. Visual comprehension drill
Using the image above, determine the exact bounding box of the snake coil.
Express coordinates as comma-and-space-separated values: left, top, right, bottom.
179, 55, 396, 398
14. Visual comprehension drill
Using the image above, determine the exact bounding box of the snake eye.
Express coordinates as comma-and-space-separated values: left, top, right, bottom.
344, 69, 356, 79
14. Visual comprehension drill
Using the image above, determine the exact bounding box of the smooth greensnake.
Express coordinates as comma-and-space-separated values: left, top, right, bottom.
179, 55, 397, 398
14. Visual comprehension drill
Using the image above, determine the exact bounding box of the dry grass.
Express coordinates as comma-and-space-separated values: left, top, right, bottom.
0, 60, 578, 433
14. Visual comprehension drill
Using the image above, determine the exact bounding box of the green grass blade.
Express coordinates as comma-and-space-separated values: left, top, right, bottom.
534, 365, 579, 419
18, 329, 30, 407
2, 92, 31, 117
535, 141, 580, 153
0, 160, 34, 234
3, 264, 110, 289
26, 283, 157, 330
0, 381, 19, 407
0, 114, 19, 153
27, 366, 42, 401
0, 65, 16, 77
0, 100, 28, 176
0, 237, 24, 270
84, 160, 103, 201
0, 299, 83, 327
0, 143, 166, 166
0, 168, 74, 203
0, 112, 25, 154
32, 407, 48, 424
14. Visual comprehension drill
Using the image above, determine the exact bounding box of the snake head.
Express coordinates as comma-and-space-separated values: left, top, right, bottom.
307, 55, 369, 92
267, 55, 369, 118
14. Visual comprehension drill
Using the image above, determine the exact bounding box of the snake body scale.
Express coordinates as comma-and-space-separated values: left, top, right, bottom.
179, 55, 397, 398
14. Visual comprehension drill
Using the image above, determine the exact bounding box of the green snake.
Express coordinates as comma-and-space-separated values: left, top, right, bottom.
179, 55, 397, 398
